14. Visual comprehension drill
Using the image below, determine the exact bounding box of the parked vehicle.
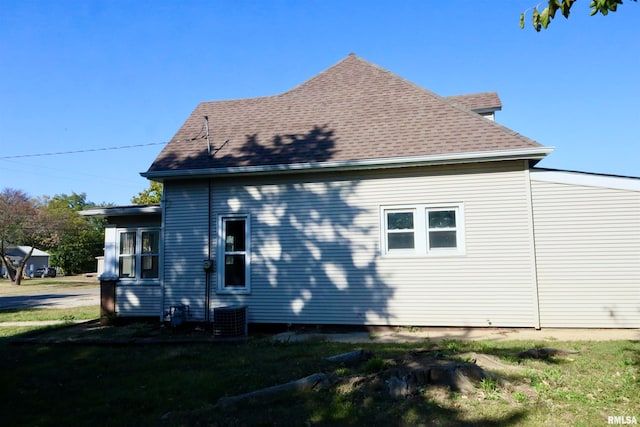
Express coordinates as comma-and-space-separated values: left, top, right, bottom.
33, 267, 57, 278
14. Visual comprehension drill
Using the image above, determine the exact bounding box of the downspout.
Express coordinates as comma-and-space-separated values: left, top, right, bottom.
159, 187, 167, 322
204, 116, 213, 322
205, 178, 212, 322
524, 161, 542, 329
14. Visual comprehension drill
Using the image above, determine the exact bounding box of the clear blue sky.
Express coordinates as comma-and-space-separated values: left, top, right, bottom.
1, 1, 638, 205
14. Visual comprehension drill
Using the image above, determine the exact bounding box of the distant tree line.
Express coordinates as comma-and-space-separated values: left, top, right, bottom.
0, 189, 106, 285
1, 181, 162, 285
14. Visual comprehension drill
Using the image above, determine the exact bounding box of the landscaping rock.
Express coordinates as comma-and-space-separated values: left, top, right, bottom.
326, 349, 372, 363
215, 373, 332, 409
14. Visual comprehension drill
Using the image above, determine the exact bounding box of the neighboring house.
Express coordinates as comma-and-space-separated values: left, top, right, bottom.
1, 245, 50, 277
82, 54, 640, 328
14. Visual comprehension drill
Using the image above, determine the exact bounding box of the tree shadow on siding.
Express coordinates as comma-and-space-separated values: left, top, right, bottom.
211, 125, 394, 326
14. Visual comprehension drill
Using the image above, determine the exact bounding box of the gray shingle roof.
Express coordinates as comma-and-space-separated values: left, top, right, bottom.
145, 54, 545, 176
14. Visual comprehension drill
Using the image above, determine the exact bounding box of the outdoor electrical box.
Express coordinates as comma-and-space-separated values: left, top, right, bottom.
203, 259, 214, 272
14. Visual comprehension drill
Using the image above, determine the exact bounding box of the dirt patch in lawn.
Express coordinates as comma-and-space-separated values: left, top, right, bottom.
162, 344, 578, 426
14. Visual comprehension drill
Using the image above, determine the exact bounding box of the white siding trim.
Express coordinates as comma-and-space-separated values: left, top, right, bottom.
102, 226, 117, 279
524, 165, 542, 329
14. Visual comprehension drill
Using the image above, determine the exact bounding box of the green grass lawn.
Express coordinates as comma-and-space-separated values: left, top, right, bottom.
0, 323, 637, 427
0, 305, 100, 323
0, 277, 100, 337
0, 280, 637, 426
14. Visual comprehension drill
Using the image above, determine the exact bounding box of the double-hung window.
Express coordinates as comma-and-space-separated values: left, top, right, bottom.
217, 214, 250, 293
385, 210, 416, 252
381, 204, 464, 256
118, 229, 160, 281
427, 209, 458, 250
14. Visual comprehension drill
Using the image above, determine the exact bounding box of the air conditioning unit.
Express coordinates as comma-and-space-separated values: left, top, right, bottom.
213, 305, 247, 337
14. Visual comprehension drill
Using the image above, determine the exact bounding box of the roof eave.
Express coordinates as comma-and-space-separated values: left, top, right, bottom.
79, 205, 162, 218
141, 147, 554, 181
473, 107, 502, 114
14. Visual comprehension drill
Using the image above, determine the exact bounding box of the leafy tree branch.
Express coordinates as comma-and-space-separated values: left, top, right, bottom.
521, 0, 636, 31
131, 181, 162, 205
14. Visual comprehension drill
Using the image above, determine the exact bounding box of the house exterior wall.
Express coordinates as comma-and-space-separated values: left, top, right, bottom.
530, 172, 640, 328
194, 160, 539, 327
162, 179, 211, 321
116, 286, 162, 316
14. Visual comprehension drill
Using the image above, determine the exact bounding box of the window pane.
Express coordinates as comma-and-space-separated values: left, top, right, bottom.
387, 212, 413, 230
224, 255, 246, 286
119, 256, 136, 278
388, 232, 415, 249
429, 231, 457, 248
119, 232, 136, 255
429, 210, 456, 228
225, 220, 246, 252
142, 231, 159, 254
141, 255, 159, 278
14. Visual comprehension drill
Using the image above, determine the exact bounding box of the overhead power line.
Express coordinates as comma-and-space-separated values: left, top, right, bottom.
0, 142, 167, 160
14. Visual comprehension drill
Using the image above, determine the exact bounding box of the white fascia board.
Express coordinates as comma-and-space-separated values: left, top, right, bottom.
79, 205, 162, 217
141, 147, 554, 180
530, 169, 640, 192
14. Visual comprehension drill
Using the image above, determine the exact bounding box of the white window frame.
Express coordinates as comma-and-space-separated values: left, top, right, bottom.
383, 208, 417, 255
116, 228, 161, 283
380, 203, 465, 257
217, 214, 251, 294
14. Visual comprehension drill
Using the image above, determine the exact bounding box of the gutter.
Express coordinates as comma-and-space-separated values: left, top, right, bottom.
141, 147, 554, 181
79, 205, 162, 218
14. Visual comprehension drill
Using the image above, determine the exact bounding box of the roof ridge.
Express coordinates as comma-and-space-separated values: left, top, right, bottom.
446, 91, 499, 97
321, 55, 538, 148
194, 54, 366, 105
277, 52, 364, 97
369, 63, 541, 149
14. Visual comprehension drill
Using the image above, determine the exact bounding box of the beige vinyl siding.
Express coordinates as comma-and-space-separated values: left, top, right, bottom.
116, 286, 162, 316
209, 160, 538, 327
531, 178, 640, 328
163, 180, 210, 320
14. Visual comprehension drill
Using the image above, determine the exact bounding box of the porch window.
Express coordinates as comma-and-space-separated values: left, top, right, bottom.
141, 231, 160, 278
119, 232, 136, 278
118, 229, 160, 281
